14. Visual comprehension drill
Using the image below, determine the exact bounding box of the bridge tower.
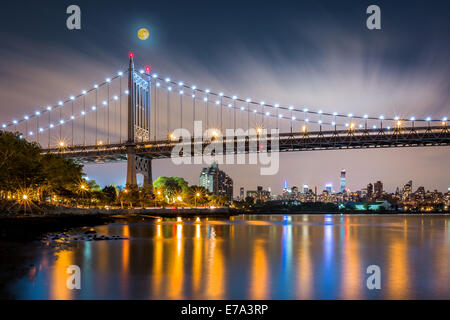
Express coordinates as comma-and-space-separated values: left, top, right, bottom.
126, 53, 153, 189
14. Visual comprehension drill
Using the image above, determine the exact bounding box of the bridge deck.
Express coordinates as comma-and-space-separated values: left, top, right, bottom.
41, 126, 450, 163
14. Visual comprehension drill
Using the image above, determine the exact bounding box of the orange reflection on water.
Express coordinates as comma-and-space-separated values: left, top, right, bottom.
50, 250, 74, 300
297, 225, 312, 299
341, 217, 361, 299
167, 224, 184, 299
204, 228, 225, 299
387, 238, 410, 299
152, 224, 163, 297
192, 224, 203, 294
250, 239, 269, 299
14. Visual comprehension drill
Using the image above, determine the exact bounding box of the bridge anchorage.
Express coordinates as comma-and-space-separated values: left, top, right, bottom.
2, 53, 449, 187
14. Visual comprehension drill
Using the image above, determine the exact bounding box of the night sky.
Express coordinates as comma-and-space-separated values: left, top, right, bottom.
0, 0, 449, 195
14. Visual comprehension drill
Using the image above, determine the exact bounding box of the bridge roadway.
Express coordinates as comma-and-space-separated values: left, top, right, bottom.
41, 126, 449, 163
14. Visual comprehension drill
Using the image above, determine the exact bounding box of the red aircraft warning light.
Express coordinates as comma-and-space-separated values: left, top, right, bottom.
145, 65, 151, 73
129, 52, 134, 58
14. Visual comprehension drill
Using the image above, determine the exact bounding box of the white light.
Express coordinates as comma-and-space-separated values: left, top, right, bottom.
232, 95, 237, 100
275, 103, 279, 108
58, 101, 63, 106
363, 114, 368, 119
260, 101, 265, 106
203, 97, 208, 102
24, 115, 29, 120
94, 84, 99, 89
70, 115, 75, 120
303, 108, 308, 112
191, 94, 195, 98
125, 90, 130, 95
59, 119, 64, 124
253, 110, 257, 113
2, 124, 6, 128
12, 120, 18, 124
278, 114, 283, 118
91, 106, 96, 111
139, 70, 144, 74
443, 117, 448, 121
219, 92, 224, 97
305, 118, 309, 122
81, 111, 86, 116
348, 113, 353, 118
178, 81, 183, 86
373, 125, 377, 129
165, 78, 171, 82
410, 117, 415, 121
359, 124, 363, 128
265, 112, 270, 116
426, 117, 431, 121
292, 116, 296, 120
152, 73, 158, 78
345, 123, 349, 127
394, 116, 399, 120
289, 106, 294, 110
49, 124, 54, 128
318, 120, 322, 124
29, 131, 33, 135
379, 115, 384, 120
333, 112, 338, 116
246, 98, 251, 103
168, 86, 172, 91
118, 71, 123, 76
155, 83, 160, 87
387, 126, 391, 130
228, 104, 232, 108
332, 122, 336, 126
179, 90, 184, 95
39, 127, 43, 132
318, 110, 323, 114
70, 96, 75, 100
192, 85, 197, 90
113, 96, 118, 100
215, 100, 220, 105
81, 90, 87, 95
205, 89, 210, 93
102, 101, 107, 106
240, 106, 245, 110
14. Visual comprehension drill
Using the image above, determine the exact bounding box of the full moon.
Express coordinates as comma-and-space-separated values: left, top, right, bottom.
137, 28, 149, 40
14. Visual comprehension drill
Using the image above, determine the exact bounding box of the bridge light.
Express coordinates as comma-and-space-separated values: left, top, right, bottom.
58, 141, 65, 147
396, 120, 402, 127
58, 101, 63, 106
332, 121, 336, 126
345, 123, 349, 127
191, 94, 195, 98
165, 78, 170, 83
191, 85, 197, 90
39, 127, 44, 132
426, 117, 431, 122
94, 84, 99, 89
260, 101, 265, 106
97, 141, 103, 145
70, 96, 75, 100
81, 111, 86, 116
292, 116, 296, 120
12, 120, 18, 124
373, 125, 377, 129
91, 106, 96, 111
442, 117, 447, 122
318, 120, 322, 124
265, 111, 270, 116
256, 126, 264, 135
35, 111, 40, 116
102, 101, 107, 106
348, 113, 353, 118
227, 103, 232, 108
205, 89, 210, 93
359, 124, 363, 128
2, 124, 6, 128
70, 115, 75, 120
289, 106, 294, 110
118, 71, 123, 76
168, 132, 177, 141
129, 52, 134, 58
179, 90, 184, 95
253, 109, 257, 113
59, 119, 64, 124
305, 118, 309, 122
363, 114, 368, 119
215, 100, 220, 105
246, 98, 251, 103
333, 112, 338, 116
302, 125, 307, 133
81, 90, 87, 95
318, 110, 323, 114
167, 86, 172, 91
274, 103, 279, 108
278, 114, 283, 118
232, 95, 237, 100
303, 108, 309, 112
49, 123, 54, 128
350, 122, 355, 130
240, 106, 245, 110
24, 115, 29, 120
152, 73, 158, 78
155, 83, 160, 88
211, 129, 220, 138
113, 96, 118, 100
145, 66, 151, 73
379, 115, 384, 120
410, 117, 415, 121
219, 92, 224, 97
394, 116, 399, 120
29, 131, 33, 136
203, 97, 208, 102
387, 126, 391, 130
177, 81, 183, 86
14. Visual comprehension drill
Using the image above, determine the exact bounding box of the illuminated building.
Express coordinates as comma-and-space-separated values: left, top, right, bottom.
199, 161, 233, 201
340, 169, 346, 193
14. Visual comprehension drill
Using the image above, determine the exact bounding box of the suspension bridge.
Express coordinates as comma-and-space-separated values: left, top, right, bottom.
2, 53, 449, 186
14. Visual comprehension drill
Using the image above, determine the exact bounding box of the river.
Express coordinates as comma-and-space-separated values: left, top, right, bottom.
9, 214, 450, 299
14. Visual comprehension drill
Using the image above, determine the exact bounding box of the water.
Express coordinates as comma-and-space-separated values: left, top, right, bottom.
11, 214, 450, 299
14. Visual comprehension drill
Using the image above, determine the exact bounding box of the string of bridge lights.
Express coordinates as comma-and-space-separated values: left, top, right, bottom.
1, 71, 129, 130
141, 69, 448, 125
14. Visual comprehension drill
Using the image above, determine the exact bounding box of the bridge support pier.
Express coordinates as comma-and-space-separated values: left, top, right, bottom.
136, 156, 153, 190
126, 145, 137, 186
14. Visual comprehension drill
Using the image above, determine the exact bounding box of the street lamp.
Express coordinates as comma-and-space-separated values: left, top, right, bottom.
195, 192, 200, 207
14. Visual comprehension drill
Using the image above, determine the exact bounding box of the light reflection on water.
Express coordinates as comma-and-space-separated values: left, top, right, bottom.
11, 214, 450, 299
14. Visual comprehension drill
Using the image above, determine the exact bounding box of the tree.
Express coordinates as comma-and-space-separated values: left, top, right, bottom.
102, 185, 117, 205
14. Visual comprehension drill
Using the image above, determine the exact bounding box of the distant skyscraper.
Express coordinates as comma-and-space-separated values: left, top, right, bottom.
240, 187, 244, 200
302, 184, 309, 193
340, 169, 346, 193
367, 183, 373, 198
374, 181, 383, 199
325, 183, 332, 194
199, 162, 233, 201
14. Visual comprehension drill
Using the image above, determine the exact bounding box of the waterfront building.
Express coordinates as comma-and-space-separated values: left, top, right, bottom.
199, 162, 234, 201
340, 169, 346, 193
